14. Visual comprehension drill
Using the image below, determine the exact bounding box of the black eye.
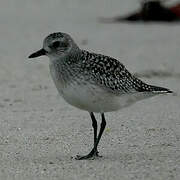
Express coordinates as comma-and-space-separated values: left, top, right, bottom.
52, 41, 60, 48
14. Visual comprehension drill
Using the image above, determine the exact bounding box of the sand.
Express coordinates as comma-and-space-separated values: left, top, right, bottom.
0, 0, 180, 179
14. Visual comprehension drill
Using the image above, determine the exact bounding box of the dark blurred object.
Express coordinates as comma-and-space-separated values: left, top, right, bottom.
100, 0, 180, 23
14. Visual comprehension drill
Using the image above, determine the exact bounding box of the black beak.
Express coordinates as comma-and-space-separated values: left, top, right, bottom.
28, 48, 47, 58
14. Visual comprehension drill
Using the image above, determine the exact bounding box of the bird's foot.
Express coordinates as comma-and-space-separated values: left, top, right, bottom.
75, 149, 102, 160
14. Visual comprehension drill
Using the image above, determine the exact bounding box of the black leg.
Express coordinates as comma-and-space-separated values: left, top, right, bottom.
90, 112, 97, 147
75, 113, 106, 160
94, 113, 106, 152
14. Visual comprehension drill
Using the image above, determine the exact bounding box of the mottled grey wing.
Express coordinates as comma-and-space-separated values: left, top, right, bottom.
81, 51, 140, 94
80, 50, 172, 94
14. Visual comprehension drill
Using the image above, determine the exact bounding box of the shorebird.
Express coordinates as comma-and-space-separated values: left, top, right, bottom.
29, 32, 172, 160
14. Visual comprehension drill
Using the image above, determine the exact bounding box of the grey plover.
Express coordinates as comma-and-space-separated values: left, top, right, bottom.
29, 32, 172, 160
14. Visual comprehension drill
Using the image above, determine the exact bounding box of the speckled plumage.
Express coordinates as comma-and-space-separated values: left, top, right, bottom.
79, 50, 170, 94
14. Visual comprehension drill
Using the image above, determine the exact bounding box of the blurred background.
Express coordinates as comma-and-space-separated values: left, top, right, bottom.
0, 0, 180, 84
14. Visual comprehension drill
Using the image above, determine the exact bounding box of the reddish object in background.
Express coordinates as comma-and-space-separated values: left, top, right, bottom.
170, 3, 180, 17
99, 1, 180, 23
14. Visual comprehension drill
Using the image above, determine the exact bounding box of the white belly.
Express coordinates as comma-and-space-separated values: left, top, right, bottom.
52, 78, 153, 113
60, 82, 120, 112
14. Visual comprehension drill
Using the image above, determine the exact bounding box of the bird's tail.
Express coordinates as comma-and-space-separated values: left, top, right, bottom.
146, 85, 173, 94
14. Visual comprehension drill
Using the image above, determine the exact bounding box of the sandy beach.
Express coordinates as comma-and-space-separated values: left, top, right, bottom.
0, 0, 180, 179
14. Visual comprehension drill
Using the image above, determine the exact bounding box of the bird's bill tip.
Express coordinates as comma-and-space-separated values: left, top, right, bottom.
28, 48, 47, 58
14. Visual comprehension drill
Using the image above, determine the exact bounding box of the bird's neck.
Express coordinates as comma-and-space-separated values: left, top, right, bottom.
49, 47, 82, 85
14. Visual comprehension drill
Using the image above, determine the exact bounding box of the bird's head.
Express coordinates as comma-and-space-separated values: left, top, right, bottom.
29, 32, 79, 60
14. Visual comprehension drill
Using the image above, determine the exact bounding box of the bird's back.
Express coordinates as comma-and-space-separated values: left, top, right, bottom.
79, 50, 172, 95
